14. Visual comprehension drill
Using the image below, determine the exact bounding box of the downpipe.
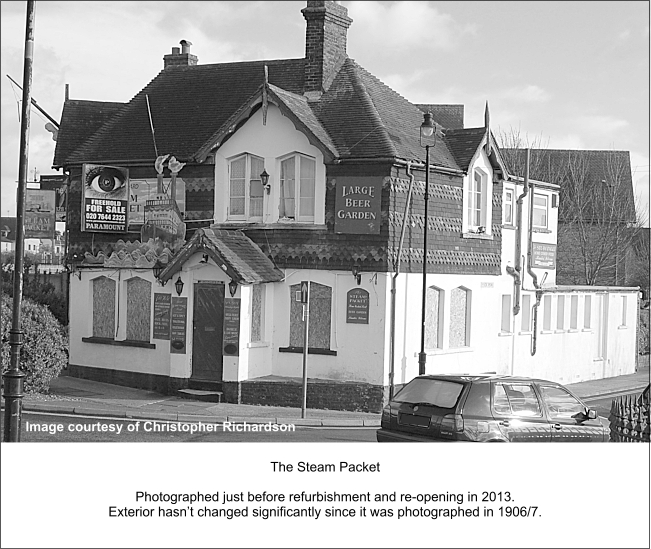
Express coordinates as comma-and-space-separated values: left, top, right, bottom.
389, 163, 416, 400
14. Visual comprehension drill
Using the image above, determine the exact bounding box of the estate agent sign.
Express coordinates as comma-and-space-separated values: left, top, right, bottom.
334, 176, 382, 234
532, 243, 557, 269
81, 164, 129, 233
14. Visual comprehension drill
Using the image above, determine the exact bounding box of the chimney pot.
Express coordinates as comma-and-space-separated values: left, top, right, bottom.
180, 40, 193, 54
163, 41, 198, 69
171, 47, 180, 55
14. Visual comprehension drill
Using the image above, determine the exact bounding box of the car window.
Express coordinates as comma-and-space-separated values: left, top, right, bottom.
492, 383, 542, 417
393, 379, 464, 408
539, 385, 584, 419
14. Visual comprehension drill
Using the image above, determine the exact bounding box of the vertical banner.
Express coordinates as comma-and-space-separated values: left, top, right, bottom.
170, 297, 187, 354
25, 189, 56, 238
81, 164, 129, 232
223, 298, 241, 356
346, 288, 370, 324
153, 293, 171, 340
39, 174, 67, 222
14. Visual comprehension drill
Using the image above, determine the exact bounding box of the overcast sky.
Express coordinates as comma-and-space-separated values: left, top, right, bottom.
1, 1, 649, 225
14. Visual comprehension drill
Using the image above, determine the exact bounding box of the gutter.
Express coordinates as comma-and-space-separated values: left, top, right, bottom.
334, 156, 465, 176
388, 163, 416, 400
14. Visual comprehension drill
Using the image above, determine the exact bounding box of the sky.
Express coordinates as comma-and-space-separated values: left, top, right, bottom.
1, 0, 649, 225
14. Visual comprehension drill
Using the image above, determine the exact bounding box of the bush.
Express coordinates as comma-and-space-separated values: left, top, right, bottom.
1, 293, 68, 393
1, 270, 68, 325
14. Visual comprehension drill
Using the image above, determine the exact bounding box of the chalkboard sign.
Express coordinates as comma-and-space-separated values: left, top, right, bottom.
346, 288, 369, 324
153, 293, 171, 340
223, 298, 240, 356
170, 297, 187, 354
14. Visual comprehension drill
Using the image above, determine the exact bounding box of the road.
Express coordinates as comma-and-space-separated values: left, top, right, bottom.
0, 411, 379, 442
582, 390, 637, 420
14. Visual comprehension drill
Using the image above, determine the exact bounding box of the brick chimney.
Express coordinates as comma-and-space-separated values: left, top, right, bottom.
163, 40, 198, 69
302, 1, 352, 97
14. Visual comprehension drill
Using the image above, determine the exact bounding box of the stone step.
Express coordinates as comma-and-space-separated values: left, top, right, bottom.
177, 389, 223, 403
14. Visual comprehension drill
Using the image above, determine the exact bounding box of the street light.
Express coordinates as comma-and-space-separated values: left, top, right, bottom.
419, 112, 437, 376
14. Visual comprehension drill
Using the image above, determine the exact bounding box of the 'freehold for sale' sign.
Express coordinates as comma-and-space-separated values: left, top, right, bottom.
81, 164, 129, 232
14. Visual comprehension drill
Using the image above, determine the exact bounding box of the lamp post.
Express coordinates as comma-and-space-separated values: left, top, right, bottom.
418, 112, 436, 376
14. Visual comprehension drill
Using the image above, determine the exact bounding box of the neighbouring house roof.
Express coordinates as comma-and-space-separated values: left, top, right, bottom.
53, 99, 125, 169
159, 228, 284, 285
503, 149, 637, 223
416, 104, 464, 130
56, 56, 468, 172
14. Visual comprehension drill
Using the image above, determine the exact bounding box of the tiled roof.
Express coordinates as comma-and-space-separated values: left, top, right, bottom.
443, 127, 487, 172
503, 149, 637, 223
65, 59, 305, 165
58, 55, 466, 172
53, 100, 125, 168
159, 228, 284, 285
416, 104, 464, 130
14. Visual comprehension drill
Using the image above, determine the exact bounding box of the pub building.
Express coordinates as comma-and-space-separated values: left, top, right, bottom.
53, 1, 638, 412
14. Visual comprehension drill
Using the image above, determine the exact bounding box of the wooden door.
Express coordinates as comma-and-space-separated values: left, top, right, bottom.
191, 282, 224, 381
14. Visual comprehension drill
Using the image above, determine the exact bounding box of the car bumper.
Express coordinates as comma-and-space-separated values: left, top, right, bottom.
376, 428, 460, 442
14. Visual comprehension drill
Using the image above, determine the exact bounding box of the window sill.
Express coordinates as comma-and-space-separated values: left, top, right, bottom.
279, 346, 337, 356
568, 328, 579, 333
582, 328, 592, 333
518, 331, 532, 336
425, 347, 473, 355
501, 224, 516, 230
462, 232, 493, 240
554, 329, 566, 334
247, 341, 270, 349
498, 331, 512, 337
81, 337, 156, 349
532, 228, 552, 234
540, 330, 553, 335
617, 325, 628, 330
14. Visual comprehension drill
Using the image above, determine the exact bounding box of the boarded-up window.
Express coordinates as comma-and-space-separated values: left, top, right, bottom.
425, 286, 443, 349
251, 284, 264, 342
521, 294, 531, 332
289, 282, 331, 349
449, 287, 470, 348
126, 277, 151, 341
92, 276, 116, 338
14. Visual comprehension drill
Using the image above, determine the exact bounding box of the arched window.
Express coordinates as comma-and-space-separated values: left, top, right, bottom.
449, 286, 471, 347
92, 276, 116, 338
425, 286, 444, 349
126, 277, 152, 341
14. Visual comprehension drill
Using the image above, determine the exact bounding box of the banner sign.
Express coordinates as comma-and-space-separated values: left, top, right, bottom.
81, 164, 129, 232
39, 174, 67, 222
223, 298, 241, 356
152, 293, 171, 340
25, 189, 56, 239
532, 242, 557, 269
334, 176, 382, 234
128, 178, 185, 227
170, 297, 187, 354
346, 288, 370, 324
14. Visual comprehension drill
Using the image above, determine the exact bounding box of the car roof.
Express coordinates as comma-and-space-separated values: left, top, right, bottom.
416, 374, 558, 385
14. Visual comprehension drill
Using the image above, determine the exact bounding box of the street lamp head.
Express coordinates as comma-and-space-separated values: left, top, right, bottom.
420, 111, 435, 146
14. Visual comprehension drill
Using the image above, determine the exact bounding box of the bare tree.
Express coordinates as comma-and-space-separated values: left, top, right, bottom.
497, 128, 644, 286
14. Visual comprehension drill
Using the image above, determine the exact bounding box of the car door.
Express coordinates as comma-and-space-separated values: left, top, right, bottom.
537, 384, 605, 442
490, 382, 551, 442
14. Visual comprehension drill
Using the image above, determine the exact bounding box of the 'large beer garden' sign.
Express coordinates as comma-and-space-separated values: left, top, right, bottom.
334, 176, 382, 234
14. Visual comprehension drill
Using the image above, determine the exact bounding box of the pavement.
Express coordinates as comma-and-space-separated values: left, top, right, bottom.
2, 361, 649, 428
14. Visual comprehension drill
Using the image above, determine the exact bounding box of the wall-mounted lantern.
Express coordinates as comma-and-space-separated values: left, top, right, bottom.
260, 169, 271, 194
351, 265, 361, 285
228, 279, 238, 297
174, 275, 184, 296
152, 260, 164, 279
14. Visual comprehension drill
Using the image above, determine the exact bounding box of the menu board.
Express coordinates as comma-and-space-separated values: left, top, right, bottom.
223, 298, 241, 356
170, 297, 187, 354
152, 293, 171, 340
346, 288, 370, 324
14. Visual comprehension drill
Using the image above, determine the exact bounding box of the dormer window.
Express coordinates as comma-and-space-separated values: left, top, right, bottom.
279, 154, 316, 222
228, 153, 264, 221
463, 167, 492, 236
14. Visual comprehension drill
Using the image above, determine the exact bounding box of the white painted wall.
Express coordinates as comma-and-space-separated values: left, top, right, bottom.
213, 103, 327, 226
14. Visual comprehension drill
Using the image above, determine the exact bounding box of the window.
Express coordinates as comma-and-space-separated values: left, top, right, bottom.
501, 294, 511, 333
229, 154, 265, 221
556, 295, 565, 330
539, 385, 584, 419
449, 286, 470, 347
570, 295, 578, 330
492, 383, 542, 417
467, 170, 485, 229
543, 294, 552, 331
279, 154, 316, 222
533, 193, 548, 229
521, 294, 532, 332
251, 284, 264, 342
425, 286, 444, 349
92, 276, 116, 338
503, 189, 514, 226
621, 296, 627, 327
126, 277, 151, 341
289, 282, 331, 349
584, 295, 592, 329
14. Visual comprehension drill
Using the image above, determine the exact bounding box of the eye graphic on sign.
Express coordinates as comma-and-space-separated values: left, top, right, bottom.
85, 166, 127, 198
